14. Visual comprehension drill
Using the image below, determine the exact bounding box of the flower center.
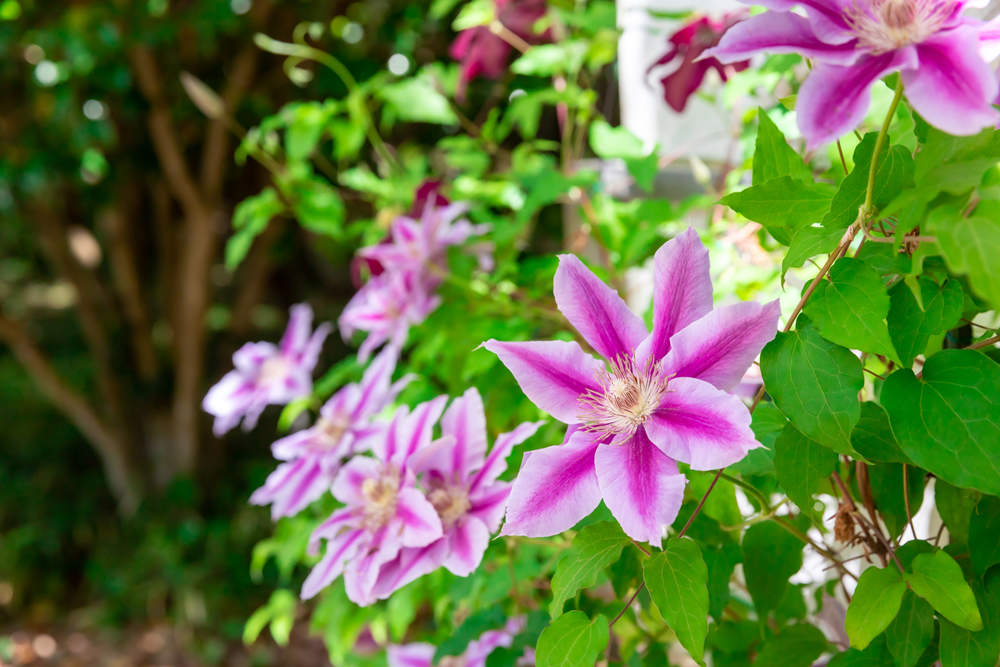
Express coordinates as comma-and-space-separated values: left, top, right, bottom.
427, 482, 471, 528
578, 356, 669, 443
846, 0, 955, 53
314, 413, 351, 448
360, 466, 400, 531
257, 356, 289, 384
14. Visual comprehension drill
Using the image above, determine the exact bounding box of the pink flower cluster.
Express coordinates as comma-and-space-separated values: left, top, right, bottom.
388, 617, 532, 667
339, 189, 492, 362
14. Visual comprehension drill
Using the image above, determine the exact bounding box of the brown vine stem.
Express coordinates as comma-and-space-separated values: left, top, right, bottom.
968, 334, 1000, 350
902, 464, 918, 541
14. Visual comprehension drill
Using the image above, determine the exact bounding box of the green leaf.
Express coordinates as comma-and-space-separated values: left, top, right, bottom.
867, 462, 924, 538
510, 42, 588, 76
452, 0, 493, 29
774, 423, 837, 514
906, 550, 983, 631
227, 188, 285, 269
285, 102, 329, 161
823, 135, 914, 230
828, 637, 892, 667
886, 592, 935, 667
846, 567, 907, 649
643, 537, 710, 662
721, 176, 834, 245
433, 608, 507, 661
760, 327, 863, 455
753, 623, 828, 667
969, 496, 1000, 577
243, 589, 297, 646
486, 611, 549, 667
730, 403, 783, 476
378, 77, 458, 125
782, 224, 843, 278
881, 350, 1000, 495
535, 611, 608, 667
888, 278, 964, 367
742, 521, 803, 617
939, 571, 1000, 667
803, 257, 897, 360
285, 177, 345, 238
935, 481, 979, 547
548, 521, 630, 618
851, 402, 909, 464
925, 207, 1000, 308
589, 119, 647, 159
702, 538, 742, 621
752, 109, 812, 186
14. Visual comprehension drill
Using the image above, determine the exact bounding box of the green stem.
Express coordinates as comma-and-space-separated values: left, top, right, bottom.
862, 82, 904, 218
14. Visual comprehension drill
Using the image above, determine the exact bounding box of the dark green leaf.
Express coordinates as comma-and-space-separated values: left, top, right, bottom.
969, 496, 1000, 577
939, 570, 1000, 667
828, 636, 892, 667
803, 257, 898, 361
702, 538, 741, 621
549, 521, 630, 618
752, 109, 811, 186
760, 327, 863, 455
823, 135, 913, 230
774, 423, 837, 514
886, 592, 935, 667
845, 566, 907, 649
643, 537, 709, 662
888, 278, 964, 367
535, 611, 608, 667
742, 521, 803, 617
782, 224, 843, 278
881, 350, 1000, 495
753, 623, 827, 667
925, 207, 1000, 308
935, 481, 979, 547
721, 176, 835, 245
851, 402, 909, 464
906, 550, 982, 631
867, 462, 924, 538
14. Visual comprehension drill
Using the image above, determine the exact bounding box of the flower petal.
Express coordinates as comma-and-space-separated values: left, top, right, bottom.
371, 541, 449, 602
468, 481, 512, 532
482, 339, 602, 423
396, 486, 444, 548
469, 420, 545, 493
594, 431, 686, 547
442, 516, 491, 576
636, 229, 713, 365
331, 455, 382, 506
250, 458, 333, 519
387, 643, 435, 667
377, 396, 449, 467
351, 345, 401, 420
440, 387, 489, 478
797, 50, 916, 150
553, 254, 648, 360
751, 0, 854, 42
903, 27, 1000, 136
501, 431, 602, 538
280, 303, 314, 356
645, 377, 759, 470
705, 12, 858, 65
301, 528, 363, 600
663, 300, 780, 391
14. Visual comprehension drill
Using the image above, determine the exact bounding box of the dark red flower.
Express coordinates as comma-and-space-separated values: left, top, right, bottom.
648, 13, 749, 113
450, 0, 550, 100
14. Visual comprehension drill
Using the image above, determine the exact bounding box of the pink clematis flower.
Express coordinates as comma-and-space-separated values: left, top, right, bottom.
370, 388, 544, 599
301, 396, 447, 605
450, 0, 550, 100
387, 617, 527, 667
648, 13, 750, 113
705, 0, 1000, 148
249, 347, 411, 520
203, 303, 330, 436
341, 197, 492, 361
483, 229, 779, 546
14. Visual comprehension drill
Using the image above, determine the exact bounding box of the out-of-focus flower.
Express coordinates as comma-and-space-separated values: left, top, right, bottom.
387, 617, 528, 667
301, 397, 447, 605
341, 189, 491, 360
371, 388, 543, 599
450, 0, 550, 100
705, 0, 1000, 148
203, 303, 330, 436
250, 348, 411, 519
340, 271, 441, 363
648, 13, 749, 112
484, 228, 779, 545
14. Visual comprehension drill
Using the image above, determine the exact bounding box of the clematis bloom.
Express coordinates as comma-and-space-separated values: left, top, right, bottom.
483, 229, 779, 545
250, 347, 411, 519
648, 13, 750, 112
301, 397, 447, 605
371, 388, 543, 599
705, 0, 1000, 148
203, 303, 330, 436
